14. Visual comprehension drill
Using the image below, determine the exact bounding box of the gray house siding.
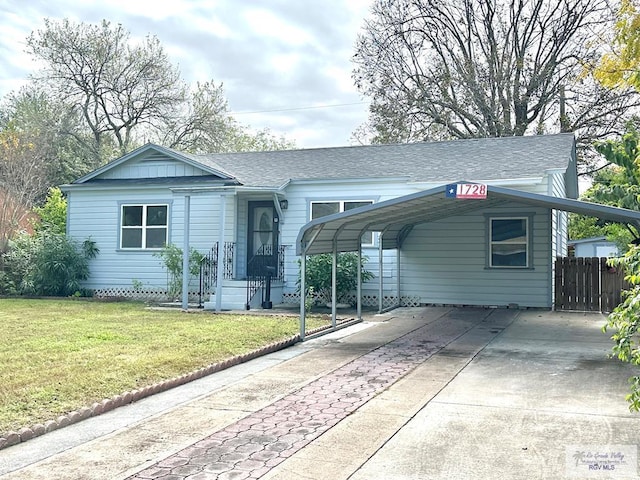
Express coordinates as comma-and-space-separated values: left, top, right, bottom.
400, 204, 552, 308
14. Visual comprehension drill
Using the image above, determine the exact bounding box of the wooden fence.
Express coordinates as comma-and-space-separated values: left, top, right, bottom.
554, 256, 629, 312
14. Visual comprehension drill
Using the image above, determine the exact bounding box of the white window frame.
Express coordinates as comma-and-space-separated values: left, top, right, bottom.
310, 200, 375, 246
120, 204, 169, 250
488, 216, 530, 268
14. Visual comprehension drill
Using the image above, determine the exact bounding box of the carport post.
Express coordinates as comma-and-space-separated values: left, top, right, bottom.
396, 247, 401, 308
357, 240, 362, 321
378, 233, 384, 313
332, 240, 337, 328
299, 252, 306, 341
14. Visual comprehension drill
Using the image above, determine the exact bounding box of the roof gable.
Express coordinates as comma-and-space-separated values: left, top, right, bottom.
72, 144, 236, 184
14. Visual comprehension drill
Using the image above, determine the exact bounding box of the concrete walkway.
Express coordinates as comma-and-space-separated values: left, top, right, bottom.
1, 307, 639, 479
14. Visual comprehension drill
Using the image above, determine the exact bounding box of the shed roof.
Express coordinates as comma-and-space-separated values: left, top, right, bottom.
296, 184, 640, 255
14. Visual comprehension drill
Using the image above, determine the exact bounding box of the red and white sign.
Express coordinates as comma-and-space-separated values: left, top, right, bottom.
449, 183, 487, 199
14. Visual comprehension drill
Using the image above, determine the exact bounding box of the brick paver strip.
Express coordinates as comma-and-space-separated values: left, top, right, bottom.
129, 314, 489, 479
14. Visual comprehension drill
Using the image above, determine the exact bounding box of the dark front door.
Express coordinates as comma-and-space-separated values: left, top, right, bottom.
247, 201, 279, 277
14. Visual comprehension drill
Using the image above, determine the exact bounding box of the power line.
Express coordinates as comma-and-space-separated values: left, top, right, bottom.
229, 101, 367, 116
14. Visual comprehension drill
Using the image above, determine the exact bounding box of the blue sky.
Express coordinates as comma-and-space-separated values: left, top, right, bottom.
0, 0, 372, 148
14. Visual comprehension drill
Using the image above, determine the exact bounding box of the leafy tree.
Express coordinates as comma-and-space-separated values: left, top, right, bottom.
594, 0, 640, 90
33, 187, 67, 235
352, 0, 640, 155
603, 246, 640, 411
0, 85, 96, 186
569, 158, 637, 252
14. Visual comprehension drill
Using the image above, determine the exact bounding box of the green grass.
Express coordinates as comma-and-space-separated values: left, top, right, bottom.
0, 298, 328, 433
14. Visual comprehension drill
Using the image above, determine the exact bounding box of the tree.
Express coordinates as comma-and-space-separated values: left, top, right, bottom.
24, 19, 295, 167
158, 81, 295, 153
604, 247, 640, 411
1, 85, 97, 186
594, 0, 640, 90
33, 187, 67, 235
569, 124, 640, 251
27, 19, 186, 166
352, 0, 640, 156
0, 128, 49, 252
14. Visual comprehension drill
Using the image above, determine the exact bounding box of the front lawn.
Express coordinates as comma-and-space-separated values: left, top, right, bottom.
0, 299, 328, 433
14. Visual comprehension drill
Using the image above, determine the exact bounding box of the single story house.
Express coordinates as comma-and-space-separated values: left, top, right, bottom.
568, 236, 621, 258
61, 133, 640, 317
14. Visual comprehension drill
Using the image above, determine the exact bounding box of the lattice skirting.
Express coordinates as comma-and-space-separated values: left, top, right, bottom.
281, 292, 421, 308
93, 288, 201, 302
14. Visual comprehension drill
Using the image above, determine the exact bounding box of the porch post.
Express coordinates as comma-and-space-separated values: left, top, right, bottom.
181, 194, 191, 310
378, 233, 384, 313
396, 247, 401, 308
332, 240, 337, 328
299, 251, 306, 341
357, 240, 362, 321
215, 194, 227, 312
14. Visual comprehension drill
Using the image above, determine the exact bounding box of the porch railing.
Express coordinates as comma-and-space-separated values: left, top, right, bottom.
198, 242, 235, 306
246, 245, 286, 310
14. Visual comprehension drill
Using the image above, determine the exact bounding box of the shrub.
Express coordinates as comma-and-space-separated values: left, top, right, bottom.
299, 252, 374, 305
154, 244, 204, 300
1, 231, 98, 296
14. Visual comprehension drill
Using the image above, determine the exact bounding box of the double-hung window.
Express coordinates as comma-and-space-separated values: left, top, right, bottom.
488, 217, 529, 268
310, 200, 374, 245
121, 204, 168, 249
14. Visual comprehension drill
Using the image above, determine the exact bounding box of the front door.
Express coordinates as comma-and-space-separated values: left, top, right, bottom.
247, 201, 279, 277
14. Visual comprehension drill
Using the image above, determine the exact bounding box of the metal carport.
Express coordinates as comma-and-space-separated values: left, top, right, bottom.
296, 183, 640, 340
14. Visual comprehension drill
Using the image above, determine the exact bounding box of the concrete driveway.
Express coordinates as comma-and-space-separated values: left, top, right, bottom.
1, 307, 638, 479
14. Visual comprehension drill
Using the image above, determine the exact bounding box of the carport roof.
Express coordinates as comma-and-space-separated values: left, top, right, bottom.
296, 184, 640, 255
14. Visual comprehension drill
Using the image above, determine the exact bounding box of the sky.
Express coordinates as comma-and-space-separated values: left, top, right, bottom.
0, 0, 373, 149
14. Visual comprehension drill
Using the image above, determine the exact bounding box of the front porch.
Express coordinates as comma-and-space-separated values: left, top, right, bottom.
199, 242, 287, 311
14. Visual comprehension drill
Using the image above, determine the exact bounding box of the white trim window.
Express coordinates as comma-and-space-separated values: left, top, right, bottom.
310, 200, 374, 245
489, 217, 529, 268
121, 204, 168, 249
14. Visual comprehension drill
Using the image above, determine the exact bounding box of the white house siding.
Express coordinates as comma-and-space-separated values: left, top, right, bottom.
99, 157, 211, 180
278, 179, 419, 294
277, 178, 559, 302
67, 187, 234, 293
399, 203, 552, 308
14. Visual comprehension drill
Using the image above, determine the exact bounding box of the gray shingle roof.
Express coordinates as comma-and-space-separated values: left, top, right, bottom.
185, 133, 575, 188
